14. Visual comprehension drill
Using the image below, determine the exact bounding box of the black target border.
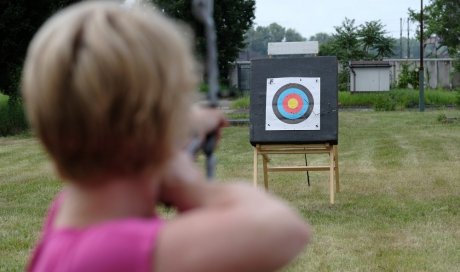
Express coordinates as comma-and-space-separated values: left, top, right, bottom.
272, 83, 314, 124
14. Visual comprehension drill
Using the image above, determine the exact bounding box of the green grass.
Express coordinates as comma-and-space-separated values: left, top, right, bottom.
1, 110, 460, 271
227, 95, 250, 119
230, 94, 250, 110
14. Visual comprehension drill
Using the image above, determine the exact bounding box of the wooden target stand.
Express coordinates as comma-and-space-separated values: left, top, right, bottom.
253, 143, 339, 205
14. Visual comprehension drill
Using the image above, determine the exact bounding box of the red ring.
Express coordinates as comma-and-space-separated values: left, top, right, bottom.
282, 93, 303, 114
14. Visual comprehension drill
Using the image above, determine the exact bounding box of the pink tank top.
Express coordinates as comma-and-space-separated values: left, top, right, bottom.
27, 193, 163, 272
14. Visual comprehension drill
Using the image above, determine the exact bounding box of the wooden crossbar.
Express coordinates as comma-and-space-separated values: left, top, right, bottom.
253, 144, 339, 205
267, 166, 330, 172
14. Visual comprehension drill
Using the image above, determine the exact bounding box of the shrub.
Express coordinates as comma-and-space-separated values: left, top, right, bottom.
389, 89, 418, 109
0, 96, 28, 136
338, 69, 349, 91
374, 95, 396, 111
338, 92, 375, 107
339, 89, 457, 110
397, 63, 419, 89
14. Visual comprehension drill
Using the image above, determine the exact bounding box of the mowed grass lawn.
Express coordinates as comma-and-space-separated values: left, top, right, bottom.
1, 110, 460, 271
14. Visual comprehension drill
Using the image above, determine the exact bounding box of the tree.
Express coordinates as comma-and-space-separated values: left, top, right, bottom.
0, 0, 80, 98
309, 32, 333, 45
358, 20, 394, 59
267, 23, 286, 42
319, 18, 394, 62
285, 28, 306, 42
152, 0, 255, 84
318, 18, 395, 91
327, 18, 364, 62
245, 23, 306, 55
409, 0, 460, 70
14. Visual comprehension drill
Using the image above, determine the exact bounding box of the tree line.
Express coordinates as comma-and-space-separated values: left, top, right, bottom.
246, 20, 422, 62
0, 0, 458, 99
0, 0, 256, 99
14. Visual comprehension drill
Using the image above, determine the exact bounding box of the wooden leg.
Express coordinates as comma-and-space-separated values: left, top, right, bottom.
334, 145, 340, 193
262, 155, 269, 191
253, 146, 258, 187
329, 147, 335, 205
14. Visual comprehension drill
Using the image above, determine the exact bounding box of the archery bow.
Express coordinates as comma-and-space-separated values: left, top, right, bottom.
123, 0, 220, 179
192, 0, 219, 180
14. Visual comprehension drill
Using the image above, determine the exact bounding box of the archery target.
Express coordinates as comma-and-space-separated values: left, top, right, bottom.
266, 77, 320, 131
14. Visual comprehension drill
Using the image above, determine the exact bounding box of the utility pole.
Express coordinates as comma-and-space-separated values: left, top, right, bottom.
419, 0, 425, 112
400, 18, 403, 58
407, 18, 410, 58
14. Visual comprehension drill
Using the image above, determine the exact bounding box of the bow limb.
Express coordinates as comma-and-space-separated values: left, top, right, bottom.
192, 0, 219, 179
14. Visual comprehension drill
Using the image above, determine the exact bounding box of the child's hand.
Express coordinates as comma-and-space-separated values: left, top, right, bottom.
190, 106, 228, 142
158, 151, 205, 211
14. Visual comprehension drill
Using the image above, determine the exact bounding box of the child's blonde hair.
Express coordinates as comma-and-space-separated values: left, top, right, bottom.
22, 1, 198, 183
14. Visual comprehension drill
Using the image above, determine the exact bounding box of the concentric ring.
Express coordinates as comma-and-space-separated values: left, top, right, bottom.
272, 83, 314, 124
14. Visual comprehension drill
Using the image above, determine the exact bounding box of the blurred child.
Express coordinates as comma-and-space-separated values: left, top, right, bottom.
22, 1, 311, 271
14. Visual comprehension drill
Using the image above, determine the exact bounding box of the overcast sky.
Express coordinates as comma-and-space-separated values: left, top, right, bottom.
254, 0, 423, 39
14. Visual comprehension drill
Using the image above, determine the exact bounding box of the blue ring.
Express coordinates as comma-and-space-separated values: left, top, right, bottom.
277, 88, 309, 120
272, 83, 314, 124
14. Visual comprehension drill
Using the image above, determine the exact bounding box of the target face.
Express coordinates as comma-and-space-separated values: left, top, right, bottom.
272, 83, 314, 124
266, 77, 320, 131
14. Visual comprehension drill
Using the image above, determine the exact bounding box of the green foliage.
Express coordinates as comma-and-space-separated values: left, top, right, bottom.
153, 0, 255, 83
285, 28, 306, 42
319, 18, 394, 63
339, 92, 376, 107
230, 95, 250, 110
358, 20, 395, 60
453, 52, 460, 72
226, 112, 249, 120
338, 69, 349, 92
327, 18, 364, 63
319, 18, 395, 91
0, 96, 28, 136
0, 0, 81, 98
456, 89, 460, 108
374, 95, 396, 111
425, 89, 456, 105
245, 23, 306, 55
309, 32, 333, 45
397, 63, 419, 89
339, 89, 458, 111
409, 0, 460, 70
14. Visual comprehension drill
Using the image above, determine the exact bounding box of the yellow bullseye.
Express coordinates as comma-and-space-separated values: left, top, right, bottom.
287, 98, 298, 109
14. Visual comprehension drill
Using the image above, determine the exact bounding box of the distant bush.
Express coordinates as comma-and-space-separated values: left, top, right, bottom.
397, 63, 419, 89
374, 95, 396, 111
339, 92, 380, 107
339, 89, 458, 111
0, 96, 28, 136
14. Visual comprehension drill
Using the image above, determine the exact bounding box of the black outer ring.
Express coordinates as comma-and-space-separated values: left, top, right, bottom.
272, 83, 314, 124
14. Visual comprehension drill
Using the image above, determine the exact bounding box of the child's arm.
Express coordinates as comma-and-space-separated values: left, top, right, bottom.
154, 152, 311, 272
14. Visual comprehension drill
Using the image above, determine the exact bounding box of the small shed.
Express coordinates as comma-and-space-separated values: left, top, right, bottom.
349, 61, 391, 92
